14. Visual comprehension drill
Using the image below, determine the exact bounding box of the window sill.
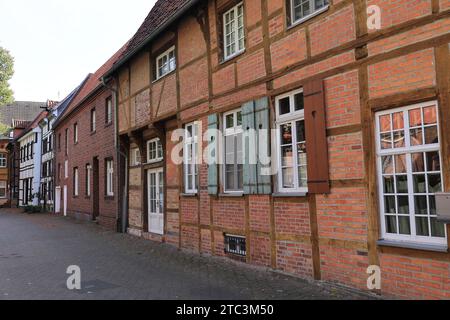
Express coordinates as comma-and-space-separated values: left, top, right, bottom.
219, 193, 244, 198
287, 6, 329, 31
220, 50, 245, 65
90, 131, 96, 136
104, 196, 115, 201
272, 192, 308, 198
181, 193, 198, 197
105, 122, 113, 128
377, 239, 448, 253
152, 69, 176, 84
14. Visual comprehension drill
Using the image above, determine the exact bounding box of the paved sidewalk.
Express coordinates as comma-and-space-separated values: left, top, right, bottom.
0, 208, 378, 300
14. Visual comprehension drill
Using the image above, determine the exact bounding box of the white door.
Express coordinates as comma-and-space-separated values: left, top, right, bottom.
55, 187, 61, 213
147, 168, 164, 235
63, 185, 67, 217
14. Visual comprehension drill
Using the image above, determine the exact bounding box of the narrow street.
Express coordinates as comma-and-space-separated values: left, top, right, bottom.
0, 208, 376, 300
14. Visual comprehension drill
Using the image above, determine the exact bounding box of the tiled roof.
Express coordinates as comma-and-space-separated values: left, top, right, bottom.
103, 0, 197, 78
57, 42, 129, 124
0, 101, 46, 127
15, 111, 48, 141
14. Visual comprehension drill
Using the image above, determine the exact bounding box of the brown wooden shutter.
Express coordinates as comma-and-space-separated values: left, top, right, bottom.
304, 79, 330, 194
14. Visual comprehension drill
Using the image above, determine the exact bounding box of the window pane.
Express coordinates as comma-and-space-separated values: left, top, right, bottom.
396, 175, 408, 193
424, 126, 438, 144
410, 128, 423, 146
294, 93, 304, 111
279, 97, 290, 115
413, 174, 426, 193
384, 196, 396, 213
414, 196, 428, 215
395, 154, 406, 174
226, 114, 234, 129
236, 112, 242, 126
397, 196, 409, 214
393, 131, 405, 148
423, 106, 437, 125
282, 168, 294, 188
298, 166, 307, 188
226, 165, 235, 190
430, 218, 445, 238
409, 108, 422, 127
386, 216, 397, 234
381, 156, 394, 174
383, 176, 394, 193
379, 115, 391, 132
411, 153, 425, 172
428, 174, 441, 193
416, 217, 429, 236
392, 112, 404, 130
281, 146, 294, 167
429, 196, 436, 215
380, 133, 392, 149
296, 120, 305, 142
281, 123, 292, 145
426, 151, 440, 172
398, 216, 411, 235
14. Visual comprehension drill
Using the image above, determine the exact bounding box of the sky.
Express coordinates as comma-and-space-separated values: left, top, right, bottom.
0, 0, 157, 102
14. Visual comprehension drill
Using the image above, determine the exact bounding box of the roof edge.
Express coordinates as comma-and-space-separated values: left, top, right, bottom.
102, 0, 200, 80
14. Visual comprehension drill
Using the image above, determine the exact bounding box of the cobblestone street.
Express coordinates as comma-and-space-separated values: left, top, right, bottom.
0, 209, 377, 300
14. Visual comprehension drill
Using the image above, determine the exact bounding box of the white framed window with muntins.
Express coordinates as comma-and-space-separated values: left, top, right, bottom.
156, 46, 176, 80
223, 109, 243, 193
376, 102, 447, 247
184, 122, 199, 194
106, 160, 114, 197
290, 0, 329, 27
147, 138, 163, 164
0, 153, 6, 168
223, 2, 245, 61
131, 147, 141, 166
275, 88, 308, 194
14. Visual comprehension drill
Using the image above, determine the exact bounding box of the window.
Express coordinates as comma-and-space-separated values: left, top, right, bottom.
376, 102, 446, 246
224, 234, 246, 256
156, 46, 176, 80
106, 159, 114, 197
0, 153, 6, 168
275, 89, 307, 193
91, 108, 96, 132
223, 109, 243, 192
130, 147, 141, 166
64, 160, 68, 179
106, 97, 113, 124
184, 122, 199, 194
0, 181, 6, 198
73, 167, 79, 197
147, 138, 163, 163
223, 3, 245, 60
86, 164, 91, 197
73, 123, 78, 143
65, 129, 68, 155
290, 0, 329, 26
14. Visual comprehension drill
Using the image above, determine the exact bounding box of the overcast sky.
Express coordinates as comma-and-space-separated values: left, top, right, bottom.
0, 0, 157, 102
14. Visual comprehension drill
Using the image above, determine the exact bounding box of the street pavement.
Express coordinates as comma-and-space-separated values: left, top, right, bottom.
0, 208, 378, 300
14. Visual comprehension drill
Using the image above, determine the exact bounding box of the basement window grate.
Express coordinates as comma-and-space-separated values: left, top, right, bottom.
224, 234, 246, 256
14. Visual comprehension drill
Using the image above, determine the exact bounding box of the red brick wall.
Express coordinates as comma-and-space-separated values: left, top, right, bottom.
55, 86, 118, 230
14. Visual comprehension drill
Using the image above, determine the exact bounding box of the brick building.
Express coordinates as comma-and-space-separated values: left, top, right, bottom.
101, 0, 450, 298
53, 45, 127, 229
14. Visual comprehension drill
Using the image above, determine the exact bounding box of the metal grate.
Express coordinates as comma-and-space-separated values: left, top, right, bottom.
224, 234, 246, 256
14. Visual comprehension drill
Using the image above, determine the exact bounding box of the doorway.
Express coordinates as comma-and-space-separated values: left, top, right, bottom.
147, 168, 164, 235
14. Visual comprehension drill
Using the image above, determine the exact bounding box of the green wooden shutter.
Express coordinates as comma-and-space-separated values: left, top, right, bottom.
242, 101, 258, 194
207, 114, 219, 195
255, 97, 272, 195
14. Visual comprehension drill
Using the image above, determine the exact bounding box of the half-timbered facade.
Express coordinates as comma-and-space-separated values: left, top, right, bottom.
102, 0, 450, 298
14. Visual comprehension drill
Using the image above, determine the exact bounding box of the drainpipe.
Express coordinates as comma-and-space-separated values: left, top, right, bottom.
101, 77, 128, 234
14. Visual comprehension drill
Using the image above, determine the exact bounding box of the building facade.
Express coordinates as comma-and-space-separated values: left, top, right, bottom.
53, 47, 124, 229
39, 115, 55, 211
17, 113, 46, 207
0, 136, 11, 207
103, 0, 450, 299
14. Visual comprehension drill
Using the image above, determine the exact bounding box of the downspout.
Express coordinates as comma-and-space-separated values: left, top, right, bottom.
101, 77, 129, 234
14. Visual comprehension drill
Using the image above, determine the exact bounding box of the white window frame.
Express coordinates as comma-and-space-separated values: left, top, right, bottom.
156, 46, 176, 80
106, 160, 114, 197
290, 0, 329, 27
147, 138, 163, 164
275, 88, 308, 194
106, 97, 113, 124
64, 160, 68, 179
91, 108, 96, 132
74, 123, 78, 143
223, 109, 243, 193
375, 101, 447, 246
0, 181, 6, 198
0, 153, 7, 168
184, 122, 199, 194
73, 168, 79, 197
131, 147, 141, 166
86, 164, 91, 197
223, 2, 245, 61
